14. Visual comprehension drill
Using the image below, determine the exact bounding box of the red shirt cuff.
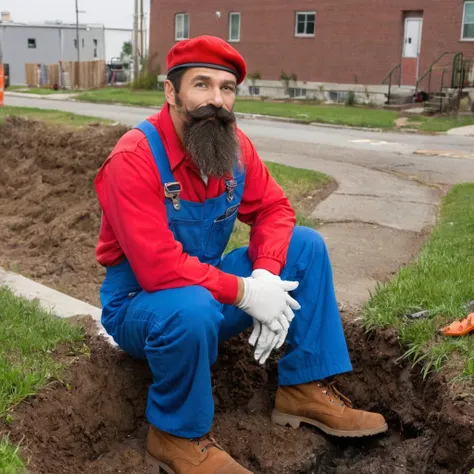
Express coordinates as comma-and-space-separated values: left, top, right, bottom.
252, 257, 283, 276
217, 272, 239, 305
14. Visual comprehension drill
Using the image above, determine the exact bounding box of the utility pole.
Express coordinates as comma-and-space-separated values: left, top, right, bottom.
133, 0, 139, 81
75, 0, 80, 64
140, 0, 144, 61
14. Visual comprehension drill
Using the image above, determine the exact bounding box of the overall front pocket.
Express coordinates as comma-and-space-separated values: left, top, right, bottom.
204, 205, 240, 260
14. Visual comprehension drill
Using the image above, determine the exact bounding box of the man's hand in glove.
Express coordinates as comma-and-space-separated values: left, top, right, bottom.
243, 269, 301, 364
236, 270, 300, 331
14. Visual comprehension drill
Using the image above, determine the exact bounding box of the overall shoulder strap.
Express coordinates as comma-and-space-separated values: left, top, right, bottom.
135, 120, 176, 184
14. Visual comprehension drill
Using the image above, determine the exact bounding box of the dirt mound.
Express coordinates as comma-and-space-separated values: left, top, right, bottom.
0, 116, 126, 305
1, 118, 474, 473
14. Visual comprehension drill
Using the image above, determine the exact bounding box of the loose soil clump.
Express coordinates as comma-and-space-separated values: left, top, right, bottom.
1, 118, 473, 473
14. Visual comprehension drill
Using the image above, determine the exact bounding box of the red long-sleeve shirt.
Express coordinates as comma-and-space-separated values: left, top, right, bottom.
94, 104, 296, 305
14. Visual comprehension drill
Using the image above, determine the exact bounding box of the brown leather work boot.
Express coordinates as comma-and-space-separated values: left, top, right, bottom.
272, 380, 388, 438
145, 425, 253, 474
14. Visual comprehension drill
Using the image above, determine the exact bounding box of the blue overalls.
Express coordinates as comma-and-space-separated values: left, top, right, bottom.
99, 119, 352, 438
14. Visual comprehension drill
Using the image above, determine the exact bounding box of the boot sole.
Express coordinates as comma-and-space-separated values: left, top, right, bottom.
271, 409, 389, 438
145, 452, 177, 474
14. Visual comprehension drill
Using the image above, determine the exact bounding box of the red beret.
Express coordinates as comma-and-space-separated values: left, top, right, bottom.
167, 35, 247, 84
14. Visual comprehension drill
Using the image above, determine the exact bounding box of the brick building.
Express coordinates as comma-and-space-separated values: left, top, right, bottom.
149, 0, 474, 100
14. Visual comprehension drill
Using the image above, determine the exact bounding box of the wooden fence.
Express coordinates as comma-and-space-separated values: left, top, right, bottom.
25, 60, 106, 89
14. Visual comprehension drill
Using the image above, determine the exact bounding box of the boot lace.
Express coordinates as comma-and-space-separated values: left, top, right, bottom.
191, 432, 223, 453
317, 380, 353, 408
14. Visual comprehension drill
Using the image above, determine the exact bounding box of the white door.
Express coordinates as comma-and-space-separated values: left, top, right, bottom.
403, 18, 423, 58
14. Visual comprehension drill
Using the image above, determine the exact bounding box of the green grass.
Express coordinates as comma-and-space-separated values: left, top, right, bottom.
7, 86, 74, 95
73, 87, 474, 132
76, 87, 399, 128
0, 437, 25, 474
0, 286, 84, 415
76, 87, 165, 107
234, 100, 399, 128
0, 286, 84, 471
0, 106, 112, 127
364, 184, 474, 381
226, 162, 330, 252
415, 115, 474, 132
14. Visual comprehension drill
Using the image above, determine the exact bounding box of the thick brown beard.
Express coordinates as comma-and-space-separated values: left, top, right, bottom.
179, 101, 239, 178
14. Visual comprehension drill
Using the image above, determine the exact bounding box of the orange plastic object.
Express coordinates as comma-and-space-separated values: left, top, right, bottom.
441, 313, 474, 337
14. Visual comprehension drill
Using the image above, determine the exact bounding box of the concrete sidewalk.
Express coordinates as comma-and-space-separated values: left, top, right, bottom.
5, 90, 79, 101
447, 124, 474, 137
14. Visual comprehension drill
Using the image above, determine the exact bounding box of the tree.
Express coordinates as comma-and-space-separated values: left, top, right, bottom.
121, 41, 132, 60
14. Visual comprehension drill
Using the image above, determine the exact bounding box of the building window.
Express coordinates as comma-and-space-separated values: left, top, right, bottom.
229, 12, 241, 42
82, 38, 85, 48
93, 39, 98, 58
28, 38, 36, 48
462, 1, 474, 39
175, 13, 190, 40
74, 39, 78, 48
289, 87, 307, 98
249, 85, 260, 96
295, 11, 316, 37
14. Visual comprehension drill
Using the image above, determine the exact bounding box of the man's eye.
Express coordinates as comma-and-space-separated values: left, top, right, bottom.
196, 82, 206, 88
223, 86, 236, 92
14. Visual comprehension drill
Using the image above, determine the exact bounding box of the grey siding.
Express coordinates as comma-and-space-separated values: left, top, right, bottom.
0, 24, 105, 84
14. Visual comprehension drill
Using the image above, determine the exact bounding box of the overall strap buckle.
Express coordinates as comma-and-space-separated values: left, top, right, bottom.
225, 178, 237, 202
164, 182, 182, 211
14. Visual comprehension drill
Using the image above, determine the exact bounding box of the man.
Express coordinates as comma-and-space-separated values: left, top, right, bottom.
94, 36, 387, 474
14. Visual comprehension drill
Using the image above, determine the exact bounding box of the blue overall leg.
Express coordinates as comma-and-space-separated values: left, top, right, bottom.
107, 284, 225, 438
219, 226, 352, 386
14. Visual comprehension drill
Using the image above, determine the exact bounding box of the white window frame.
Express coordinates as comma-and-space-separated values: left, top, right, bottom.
229, 12, 241, 42
461, 1, 474, 41
175, 13, 190, 41
289, 87, 307, 98
295, 11, 316, 38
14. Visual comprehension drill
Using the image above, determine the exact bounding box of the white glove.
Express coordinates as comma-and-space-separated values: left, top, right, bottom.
247, 269, 301, 364
250, 269, 301, 318
248, 269, 300, 341
237, 273, 300, 332
249, 320, 288, 364
252, 323, 281, 364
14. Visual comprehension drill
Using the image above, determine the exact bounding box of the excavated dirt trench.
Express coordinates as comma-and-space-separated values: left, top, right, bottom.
1, 118, 474, 474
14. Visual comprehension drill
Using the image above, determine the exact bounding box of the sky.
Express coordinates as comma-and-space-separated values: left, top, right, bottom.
1, 0, 150, 29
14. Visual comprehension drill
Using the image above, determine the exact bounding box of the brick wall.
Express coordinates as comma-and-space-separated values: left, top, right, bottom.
149, 0, 474, 85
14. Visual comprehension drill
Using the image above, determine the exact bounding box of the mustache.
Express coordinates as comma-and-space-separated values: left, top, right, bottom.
187, 105, 236, 124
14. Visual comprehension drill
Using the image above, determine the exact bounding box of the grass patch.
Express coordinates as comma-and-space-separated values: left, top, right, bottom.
0, 286, 84, 415
234, 100, 399, 128
0, 286, 84, 470
226, 162, 330, 252
416, 115, 474, 133
74, 87, 399, 128
63, 86, 474, 132
364, 183, 474, 381
7, 86, 74, 95
0, 106, 112, 127
0, 437, 25, 474
76, 87, 165, 107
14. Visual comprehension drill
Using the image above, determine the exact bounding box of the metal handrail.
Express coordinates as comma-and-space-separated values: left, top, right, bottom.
439, 68, 447, 112
451, 53, 464, 89
416, 52, 460, 93
461, 59, 474, 87
381, 64, 401, 105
